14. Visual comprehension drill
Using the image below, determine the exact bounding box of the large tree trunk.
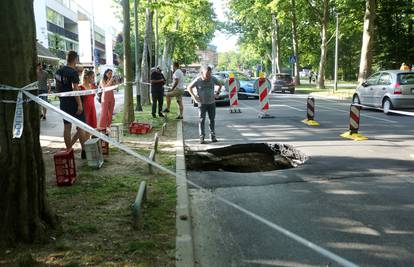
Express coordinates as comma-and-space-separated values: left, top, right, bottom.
122, 0, 135, 124
291, 0, 300, 85
140, 1, 153, 105
154, 1, 159, 67
0, 0, 58, 246
134, 0, 143, 111
271, 13, 281, 74
317, 0, 329, 89
358, 0, 376, 84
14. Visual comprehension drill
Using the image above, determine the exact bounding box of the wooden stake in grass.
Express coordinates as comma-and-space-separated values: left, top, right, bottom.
161, 122, 167, 136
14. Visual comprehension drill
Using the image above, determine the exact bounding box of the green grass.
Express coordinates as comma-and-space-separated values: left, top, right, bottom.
2, 122, 178, 266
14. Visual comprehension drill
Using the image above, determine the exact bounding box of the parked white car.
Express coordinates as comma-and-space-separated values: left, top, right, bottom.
352, 70, 414, 114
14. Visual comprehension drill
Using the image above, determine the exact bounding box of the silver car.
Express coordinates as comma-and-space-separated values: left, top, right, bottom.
352, 70, 414, 114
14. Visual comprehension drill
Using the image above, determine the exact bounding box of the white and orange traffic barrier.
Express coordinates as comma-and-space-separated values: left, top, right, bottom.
340, 104, 368, 140
302, 96, 320, 126
226, 73, 241, 113
253, 73, 274, 118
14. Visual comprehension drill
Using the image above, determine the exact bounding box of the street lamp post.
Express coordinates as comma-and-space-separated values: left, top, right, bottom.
334, 12, 339, 92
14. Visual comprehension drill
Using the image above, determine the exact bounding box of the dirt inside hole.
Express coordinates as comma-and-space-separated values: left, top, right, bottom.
185, 143, 308, 173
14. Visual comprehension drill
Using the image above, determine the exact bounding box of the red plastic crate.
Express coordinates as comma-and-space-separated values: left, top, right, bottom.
54, 148, 76, 186
129, 122, 152, 134
96, 128, 109, 155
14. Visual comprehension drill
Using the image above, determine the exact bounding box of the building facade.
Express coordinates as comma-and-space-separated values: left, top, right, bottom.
33, 0, 119, 66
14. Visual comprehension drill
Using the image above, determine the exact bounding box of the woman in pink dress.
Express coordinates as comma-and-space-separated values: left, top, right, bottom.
99, 69, 116, 130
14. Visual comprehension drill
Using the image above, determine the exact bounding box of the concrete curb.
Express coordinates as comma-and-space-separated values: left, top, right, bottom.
175, 120, 195, 267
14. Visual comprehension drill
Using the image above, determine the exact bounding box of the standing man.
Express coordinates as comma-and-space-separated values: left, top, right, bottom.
36, 63, 51, 120
55, 50, 87, 157
187, 66, 222, 144
164, 62, 185, 119
150, 66, 166, 118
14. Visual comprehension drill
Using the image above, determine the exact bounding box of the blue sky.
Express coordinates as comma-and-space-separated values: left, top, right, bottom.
210, 0, 238, 52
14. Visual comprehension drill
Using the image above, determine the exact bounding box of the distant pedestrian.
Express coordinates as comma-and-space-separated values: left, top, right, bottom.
187, 65, 222, 144
400, 63, 410, 71
164, 62, 185, 119
55, 50, 87, 157
80, 70, 97, 130
150, 66, 166, 118
36, 63, 51, 120
99, 69, 116, 130
308, 71, 313, 84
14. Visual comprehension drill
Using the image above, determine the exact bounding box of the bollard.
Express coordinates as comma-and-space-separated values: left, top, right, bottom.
302, 96, 320, 126
161, 123, 167, 136
54, 148, 76, 186
340, 104, 368, 140
307, 97, 315, 120
132, 181, 147, 225
153, 132, 159, 152
84, 138, 104, 168
226, 73, 241, 113
148, 149, 156, 174
349, 104, 360, 134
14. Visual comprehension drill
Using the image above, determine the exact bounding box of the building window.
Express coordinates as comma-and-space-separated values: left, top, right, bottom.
94, 32, 105, 44
46, 8, 64, 27
48, 33, 65, 51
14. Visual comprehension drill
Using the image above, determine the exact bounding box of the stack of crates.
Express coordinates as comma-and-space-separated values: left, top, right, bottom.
53, 148, 76, 186
96, 128, 109, 155
129, 122, 152, 134
84, 138, 104, 168
110, 123, 123, 143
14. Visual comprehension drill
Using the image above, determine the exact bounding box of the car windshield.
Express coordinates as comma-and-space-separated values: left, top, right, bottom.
237, 73, 251, 81
276, 74, 292, 82
398, 73, 414, 85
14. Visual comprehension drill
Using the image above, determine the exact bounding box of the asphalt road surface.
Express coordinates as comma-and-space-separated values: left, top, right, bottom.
182, 93, 414, 267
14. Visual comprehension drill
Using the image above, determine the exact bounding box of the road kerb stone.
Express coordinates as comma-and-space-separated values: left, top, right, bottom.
175, 120, 195, 267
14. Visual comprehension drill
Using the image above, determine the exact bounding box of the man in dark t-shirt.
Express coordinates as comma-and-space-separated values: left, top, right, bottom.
55, 51, 87, 155
150, 66, 166, 118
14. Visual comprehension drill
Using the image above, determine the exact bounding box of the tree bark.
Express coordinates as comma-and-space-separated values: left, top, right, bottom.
291, 0, 300, 85
140, 1, 153, 105
271, 13, 281, 74
122, 0, 135, 125
134, 0, 143, 111
0, 0, 58, 246
317, 0, 329, 89
358, 0, 376, 84
154, 1, 159, 67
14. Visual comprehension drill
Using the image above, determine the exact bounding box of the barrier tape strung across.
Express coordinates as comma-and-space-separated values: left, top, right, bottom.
39, 84, 118, 98
353, 103, 414, 117
1, 82, 359, 267
12, 91, 24, 138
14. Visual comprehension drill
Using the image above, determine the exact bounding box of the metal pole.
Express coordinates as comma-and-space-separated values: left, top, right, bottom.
334, 12, 339, 92
134, 0, 143, 111
91, 0, 96, 74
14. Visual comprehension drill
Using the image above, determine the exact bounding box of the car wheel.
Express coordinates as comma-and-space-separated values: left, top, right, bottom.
290, 89, 295, 94
352, 94, 360, 105
238, 88, 248, 99
382, 98, 393, 115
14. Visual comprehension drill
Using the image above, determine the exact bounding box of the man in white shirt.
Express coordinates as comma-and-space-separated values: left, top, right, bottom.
164, 62, 184, 119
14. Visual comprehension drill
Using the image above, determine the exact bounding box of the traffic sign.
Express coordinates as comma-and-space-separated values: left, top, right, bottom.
289, 55, 297, 64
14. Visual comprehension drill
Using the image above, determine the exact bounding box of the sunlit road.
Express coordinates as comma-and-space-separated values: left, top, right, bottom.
182, 93, 414, 267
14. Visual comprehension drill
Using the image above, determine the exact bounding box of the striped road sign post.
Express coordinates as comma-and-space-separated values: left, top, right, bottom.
349, 104, 360, 134
226, 74, 241, 113
254, 76, 274, 118
307, 97, 315, 120
340, 104, 368, 140
302, 96, 320, 126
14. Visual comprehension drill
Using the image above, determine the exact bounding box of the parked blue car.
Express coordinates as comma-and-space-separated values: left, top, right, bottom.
212, 71, 258, 99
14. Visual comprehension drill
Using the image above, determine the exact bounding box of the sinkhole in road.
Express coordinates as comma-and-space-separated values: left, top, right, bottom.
185, 143, 308, 173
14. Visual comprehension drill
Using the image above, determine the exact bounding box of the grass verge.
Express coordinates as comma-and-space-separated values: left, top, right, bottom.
0, 104, 178, 267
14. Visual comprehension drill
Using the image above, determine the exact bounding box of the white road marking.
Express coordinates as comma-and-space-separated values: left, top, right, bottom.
286, 99, 398, 124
